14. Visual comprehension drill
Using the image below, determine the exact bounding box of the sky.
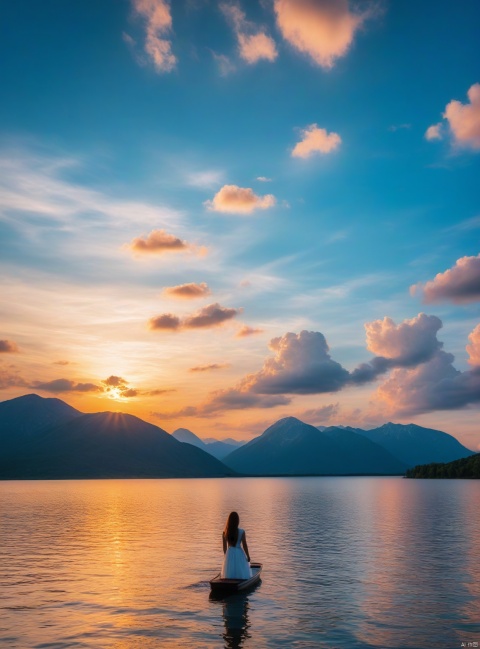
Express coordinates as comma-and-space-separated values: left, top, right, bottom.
0, 0, 479, 449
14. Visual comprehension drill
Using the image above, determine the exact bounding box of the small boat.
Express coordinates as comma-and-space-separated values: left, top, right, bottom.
209, 562, 263, 595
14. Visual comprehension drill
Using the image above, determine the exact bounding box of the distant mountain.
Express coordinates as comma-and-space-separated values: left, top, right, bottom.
356, 423, 475, 468
0, 396, 234, 479
406, 454, 480, 479
203, 437, 244, 447
0, 393, 81, 456
224, 417, 406, 475
173, 428, 244, 460
172, 428, 207, 449
203, 440, 239, 460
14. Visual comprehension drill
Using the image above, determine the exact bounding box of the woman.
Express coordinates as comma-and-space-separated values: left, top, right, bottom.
221, 511, 252, 579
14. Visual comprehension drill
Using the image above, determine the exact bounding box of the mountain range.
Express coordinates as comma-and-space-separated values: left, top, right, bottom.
172, 427, 243, 459
222, 417, 474, 475
0, 394, 475, 479
0, 394, 234, 479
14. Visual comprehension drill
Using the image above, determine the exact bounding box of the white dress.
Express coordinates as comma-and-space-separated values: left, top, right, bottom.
221, 528, 252, 579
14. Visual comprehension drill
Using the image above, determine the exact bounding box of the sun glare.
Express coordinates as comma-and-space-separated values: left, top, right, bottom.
108, 387, 124, 401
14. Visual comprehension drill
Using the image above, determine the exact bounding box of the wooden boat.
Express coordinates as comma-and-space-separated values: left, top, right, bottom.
209, 562, 262, 595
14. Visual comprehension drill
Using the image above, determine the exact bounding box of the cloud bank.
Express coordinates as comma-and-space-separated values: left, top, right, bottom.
411, 254, 480, 304
467, 324, 480, 366
376, 350, 480, 416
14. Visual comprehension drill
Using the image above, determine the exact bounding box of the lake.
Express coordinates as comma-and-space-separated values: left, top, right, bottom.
1, 477, 479, 649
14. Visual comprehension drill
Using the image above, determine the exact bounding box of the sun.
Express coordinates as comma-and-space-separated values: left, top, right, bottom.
107, 387, 125, 401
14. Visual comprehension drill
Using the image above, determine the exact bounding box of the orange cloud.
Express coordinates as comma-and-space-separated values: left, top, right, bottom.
425, 123, 442, 141
410, 254, 480, 304
443, 83, 480, 150
236, 325, 264, 338
101, 375, 139, 398
292, 124, 341, 158
375, 350, 480, 416
238, 32, 278, 64
221, 3, 278, 64
274, 0, 373, 69
162, 282, 211, 299
149, 313, 181, 330
128, 229, 199, 254
0, 340, 19, 353
467, 324, 480, 366
183, 303, 241, 329
149, 303, 241, 332
205, 185, 276, 214
133, 0, 176, 73
189, 363, 229, 372
365, 314, 443, 366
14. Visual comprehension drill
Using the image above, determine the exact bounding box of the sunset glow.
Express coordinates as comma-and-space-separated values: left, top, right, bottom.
0, 0, 479, 450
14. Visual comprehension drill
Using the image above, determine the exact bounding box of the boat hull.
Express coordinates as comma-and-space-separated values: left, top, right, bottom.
209, 562, 262, 595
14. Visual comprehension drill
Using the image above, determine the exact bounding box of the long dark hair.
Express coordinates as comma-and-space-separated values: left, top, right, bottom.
224, 511, 240, 546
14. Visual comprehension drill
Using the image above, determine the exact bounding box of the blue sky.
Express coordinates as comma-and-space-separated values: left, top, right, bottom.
0, 0, 479, 449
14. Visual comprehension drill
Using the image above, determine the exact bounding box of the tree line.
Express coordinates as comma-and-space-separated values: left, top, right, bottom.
406, 454, 480, 479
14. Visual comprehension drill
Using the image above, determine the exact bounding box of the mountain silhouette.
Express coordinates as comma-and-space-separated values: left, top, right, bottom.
356, 422, 475, 467
0, 395, 234, 479
172, 428, 242, 460
224, 417, 406, 475
0, 393, 81, 457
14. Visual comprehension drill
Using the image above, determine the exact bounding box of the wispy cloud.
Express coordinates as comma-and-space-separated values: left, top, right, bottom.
131, 0, 176, 73
211, 51, 236, 76
162, 282, 211, 299
220, 3, 278, 65
186, 170, 225, 189
0, 148, 183, 233
425, 123, 442, 141
189, 363, 230, 372
236, 325, 264, 338
31, 378, 102, 393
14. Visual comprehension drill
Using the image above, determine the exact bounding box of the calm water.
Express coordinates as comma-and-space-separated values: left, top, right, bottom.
1, 477, 479, 649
